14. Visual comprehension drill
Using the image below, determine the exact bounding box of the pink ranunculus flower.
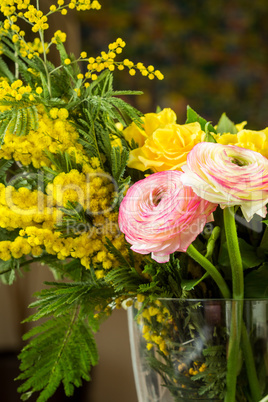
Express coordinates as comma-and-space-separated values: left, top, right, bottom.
118, 171, 217, 263
181, 142, 268, 221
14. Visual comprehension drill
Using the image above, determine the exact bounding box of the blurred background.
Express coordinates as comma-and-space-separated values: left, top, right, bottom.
79, 0, 268, 128
1, 0, 268, 401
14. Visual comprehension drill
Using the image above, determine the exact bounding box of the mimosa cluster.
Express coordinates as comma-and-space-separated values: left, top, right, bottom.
73, 38, 164, 86
0, 105, 88, 168
0, 160, 127, 271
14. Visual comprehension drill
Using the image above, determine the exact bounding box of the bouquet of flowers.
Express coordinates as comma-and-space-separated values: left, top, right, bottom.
0, 1, 267, 402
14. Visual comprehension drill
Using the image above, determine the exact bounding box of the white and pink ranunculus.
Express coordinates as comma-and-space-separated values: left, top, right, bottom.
118, 170, 217, 263
181, 142, 268, 221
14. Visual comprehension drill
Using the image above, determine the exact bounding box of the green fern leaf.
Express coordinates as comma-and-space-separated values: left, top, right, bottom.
111, 146, 129, 182
27, 105, 39, 132
43, 151, 81, 174
56, 41, 69, 66
0, 103, 39, 140
0, 118, 10, 141
105, 238, 132, 268
26, 282, 92, 321
39, 72, 50, 99
76, 111, 104, 165
23, 279, 115, 323
0, 256, 22, 285
0, 56, 14, 81
0, 159, 14, 184
108, 96, 142, 125
12, 108, 23, 134
17, 312, 98, 401
104, 265, 145, 293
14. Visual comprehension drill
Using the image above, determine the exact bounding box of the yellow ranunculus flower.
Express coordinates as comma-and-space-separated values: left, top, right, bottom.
123, 108, 205, 172
215, 128, 268, 158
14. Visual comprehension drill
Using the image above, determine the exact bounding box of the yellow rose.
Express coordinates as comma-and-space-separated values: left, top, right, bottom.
127, 121, 205, 172
216, 128, 268, 158
123, 108, 177, 148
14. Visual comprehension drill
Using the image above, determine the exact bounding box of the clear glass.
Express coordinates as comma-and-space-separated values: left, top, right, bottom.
128, 299, 268, 402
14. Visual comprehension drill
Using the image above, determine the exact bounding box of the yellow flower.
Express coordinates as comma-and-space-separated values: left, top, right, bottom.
52, 30, 67, 43
125, 108, 205, 172
215, 128, 268, 158
49, 108, 58, 119
57, 108, 69, 120
235, 121, 247, 131
123, 108, 176, 148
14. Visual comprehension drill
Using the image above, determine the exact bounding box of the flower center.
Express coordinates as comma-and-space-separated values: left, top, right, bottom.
230, 157, 249, 167
152, 189, 164, 206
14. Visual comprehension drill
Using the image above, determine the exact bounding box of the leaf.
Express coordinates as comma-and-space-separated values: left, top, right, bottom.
111, 146, 129, 182
204, 122, 217, 143
104, 265, 144, 293
105, 238, 132, 268
0, 56, 14, 81
24, 280, 114, 322
56, 41, 70, 67
181, 272, 209, 291
0, 159, 13, 184
39, 72, 50, 99
43, 150, 81, 174
244, 263, 268, 298
218, 238, 264, 270
216, 113, 238, 135
186, 106, 216, 134
0, 103, 39, 140
0, 257, 22, 285
17, 313, 99, 401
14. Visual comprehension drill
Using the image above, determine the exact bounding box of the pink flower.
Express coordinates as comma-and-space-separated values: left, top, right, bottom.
118, 171, 217, 263
181, 142, 268, 221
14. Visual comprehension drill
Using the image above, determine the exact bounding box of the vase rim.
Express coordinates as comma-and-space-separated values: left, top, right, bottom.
132, 297, 268, 302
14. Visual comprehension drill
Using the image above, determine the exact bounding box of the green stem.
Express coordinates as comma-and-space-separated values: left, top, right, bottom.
259, 395, 268, 402
0, 256, 46, 276
223, 207, 244, 299
19, 256, 45, 267
223, 207, 244, 402
186, 244, 230, 298
205, 226, 221, 259
14, 45, 19, 79
241, 322, 262, 402
224, 300, 243, 402
223, 207, 263, 401
36, 0, 52, 96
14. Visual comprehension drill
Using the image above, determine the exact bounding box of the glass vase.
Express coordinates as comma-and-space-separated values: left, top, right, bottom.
128, 299, 268, 402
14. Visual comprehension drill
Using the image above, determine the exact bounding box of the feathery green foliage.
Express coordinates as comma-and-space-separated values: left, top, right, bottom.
0, 158, 13, 183
139, 258, 182, 298
192, 345, 227, 399
17, 312, 99, 402
25, 280, 114, 322
0, 56, 14, 81
0, 3, 171, 402
0, 257, 20, 284
44, 151, 83, 175
104, 264, 147, 293
75, 71, 141, 172
55, 201, 88, 238
111, 145, 129, 182
0, 102, 39, 140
